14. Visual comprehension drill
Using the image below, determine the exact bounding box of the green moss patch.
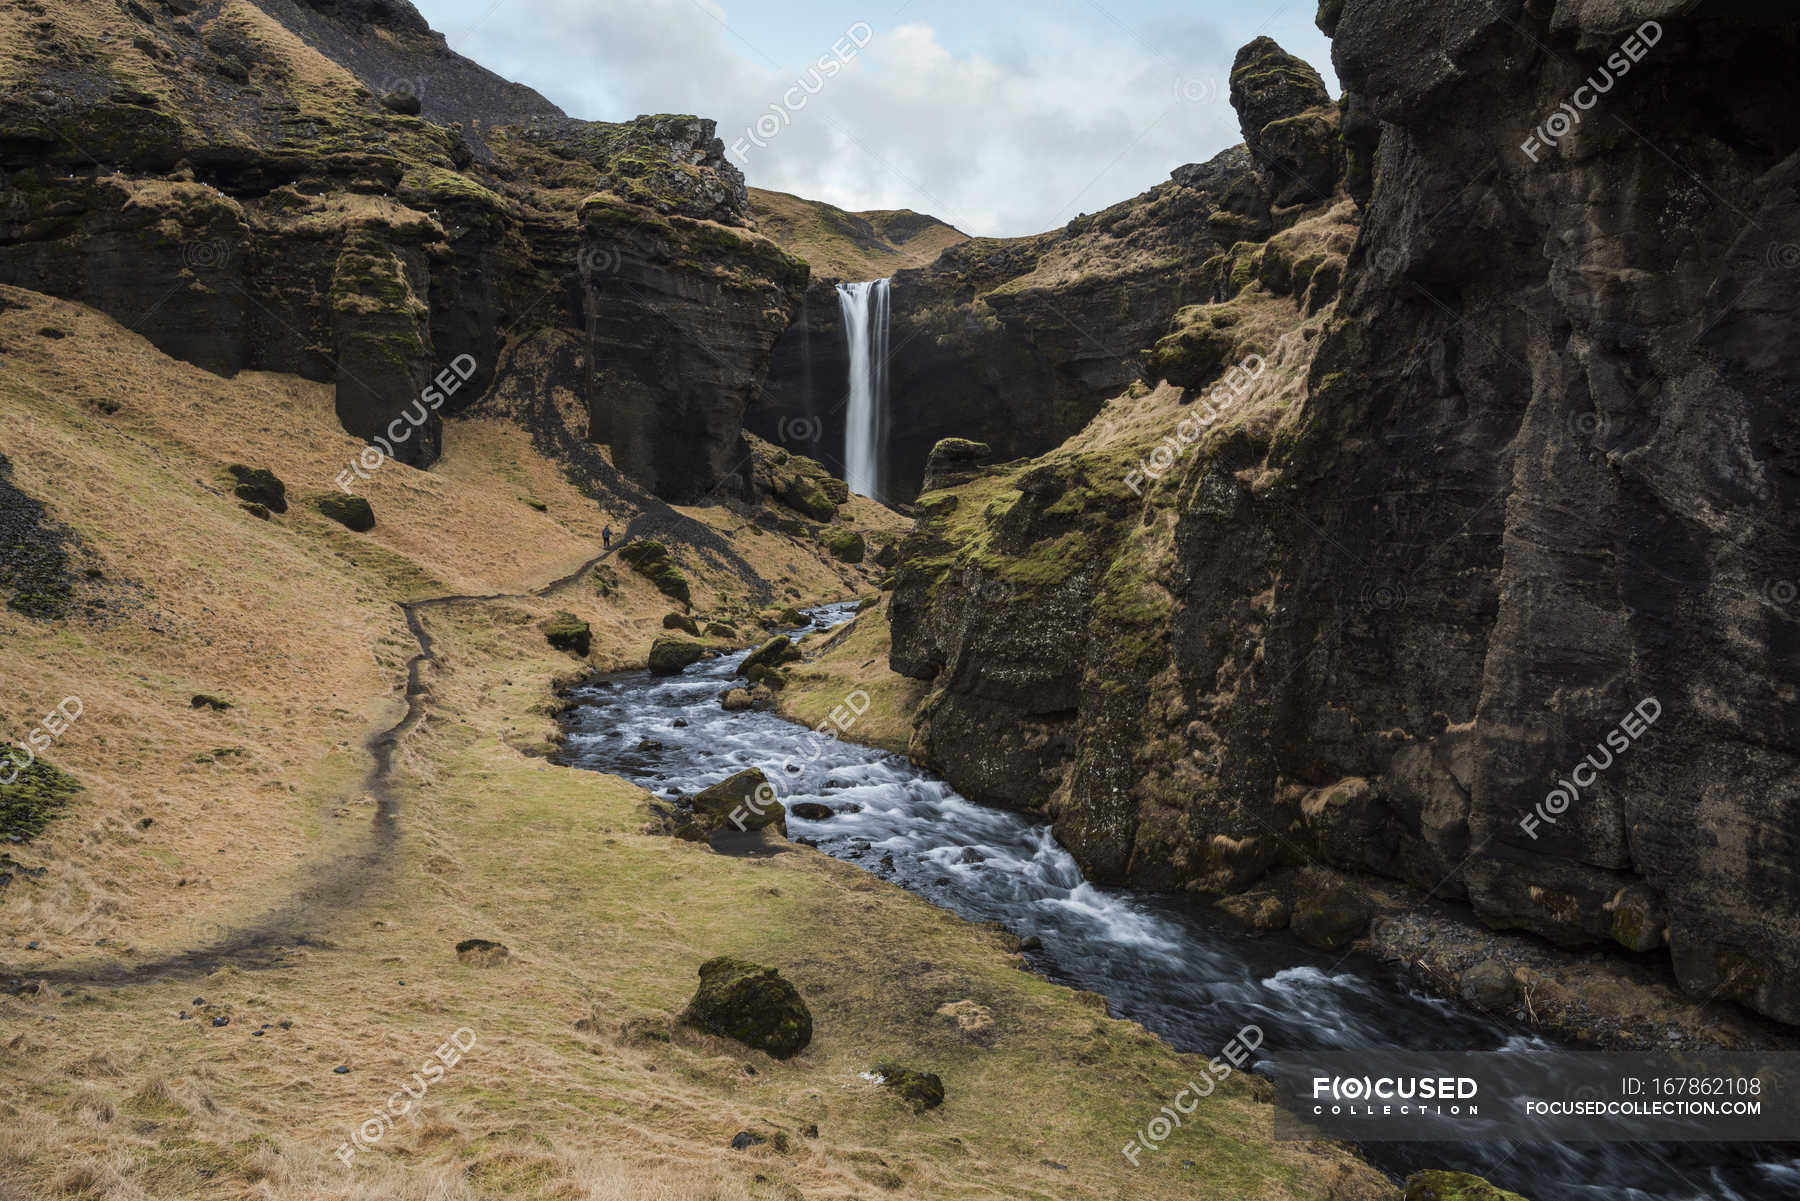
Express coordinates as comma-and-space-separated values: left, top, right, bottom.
0, 756, 81, 843
617, 540, 690, 606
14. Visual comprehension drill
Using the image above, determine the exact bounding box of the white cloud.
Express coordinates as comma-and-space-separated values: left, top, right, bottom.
448, 0, 1269, 237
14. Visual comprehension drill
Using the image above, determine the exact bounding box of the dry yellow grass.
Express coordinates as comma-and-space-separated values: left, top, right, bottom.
0, 287, 1394, 1201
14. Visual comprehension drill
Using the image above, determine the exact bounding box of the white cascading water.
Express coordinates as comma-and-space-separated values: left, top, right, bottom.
837, 278, 891, 500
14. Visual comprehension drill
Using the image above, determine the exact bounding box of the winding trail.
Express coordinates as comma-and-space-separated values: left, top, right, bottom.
4, 502, 733, 987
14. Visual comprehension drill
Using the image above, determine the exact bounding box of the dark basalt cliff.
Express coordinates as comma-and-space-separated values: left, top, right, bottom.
889, 2, 1800, 1028
0, 0, 803, 494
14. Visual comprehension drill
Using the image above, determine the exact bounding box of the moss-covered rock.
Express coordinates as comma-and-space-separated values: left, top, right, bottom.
647, 635, 707, 675
872, 1063, 945, 1113
823, 527, 866, 563
314, 494, 375, 531
662, 612, 700, 635
820, 477, 850, 505
543, 612, 592, 657
0, 757, 81, 843
618, 540, 691, 606
1291, 885, 1372, 950
227, 465, 286, 513
777, 475, 837, 521
721, 688, 753, 712
740, 635, 801, 677
680, 956, 812, 1059
690, 768, 785, 835
705, 621, 738, 639
239, 501, 271, 520
1404, 1170, 1531, 1201
778, 607, 808, 627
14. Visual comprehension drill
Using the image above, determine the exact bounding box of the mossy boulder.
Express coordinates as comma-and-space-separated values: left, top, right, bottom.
227, 465, 286, 513
872, 541, 900, 568
543, 612, 592, 657
744, 663, 786, 690
239, 501, 271, 520
618, 540, 691, 606
662, 612, 700, 635
705, 621, 738, 639
872, 1063, 945, 1113
1404, 1171, 1531, 1201
739, 635, 802, 677
721, 688, 753, 711
1291, 885, 1373, 951
823, 527, 866, 563
778, 607, 808, 627
777, 475, 837, 521
921, 439, 992, 491
314, 494, 375, 532
820, 478, 850, 505
680, 956, 812, 1059
690, 767, 785, 835
647, 635, 707, 676
0, 757, 81, 843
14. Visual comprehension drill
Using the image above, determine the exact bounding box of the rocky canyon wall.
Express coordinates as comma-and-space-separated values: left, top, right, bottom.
889, 4, 1800, 1027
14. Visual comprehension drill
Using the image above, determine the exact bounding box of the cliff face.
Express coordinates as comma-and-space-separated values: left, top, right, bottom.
0, 0, 804, 495
890, 5, 1800, 1028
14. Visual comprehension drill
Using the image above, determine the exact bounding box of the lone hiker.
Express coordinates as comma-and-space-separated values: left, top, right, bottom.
602, 525, 613, 550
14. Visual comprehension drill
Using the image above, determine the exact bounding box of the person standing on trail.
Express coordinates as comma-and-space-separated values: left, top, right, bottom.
603, 525, 612, 550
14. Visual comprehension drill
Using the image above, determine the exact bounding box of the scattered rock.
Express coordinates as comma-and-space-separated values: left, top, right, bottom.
704, 621, 738, 638
789, 802, 832, 821
777, 607, 807, 627
455, 938, 510, 967
663, 612, 699, 634
239, 501, 271, 520
690, 768, 784, 836
822, 527, 865, 563
740, 635, 802, 678
227, 465, 286, 513
721, 688, 753, 712
543, 612, 592, 657
190, 694, 232, 711
681, 956, 813, 1059
1290, 885, 1372, 951
872, 1063, 944, 1112
1458, 959, 1517, 1013
333, 1065, 350, 1075
729, 1130, 765, 1150
647, 636, 707, 675
210, 1015, 229, 1027
314, 493, 375, 531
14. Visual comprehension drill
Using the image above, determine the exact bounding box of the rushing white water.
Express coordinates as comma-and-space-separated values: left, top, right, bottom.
837, 278, 891, 501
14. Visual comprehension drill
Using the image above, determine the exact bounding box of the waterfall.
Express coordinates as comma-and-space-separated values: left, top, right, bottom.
837, 278, 891, 501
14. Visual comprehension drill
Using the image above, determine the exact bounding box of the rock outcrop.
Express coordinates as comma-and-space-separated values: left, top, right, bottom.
888, 11, 1800, 1029
0, 0, 805, 499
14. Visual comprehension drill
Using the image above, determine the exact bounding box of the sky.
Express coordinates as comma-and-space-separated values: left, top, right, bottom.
411, 0, 1338, 238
